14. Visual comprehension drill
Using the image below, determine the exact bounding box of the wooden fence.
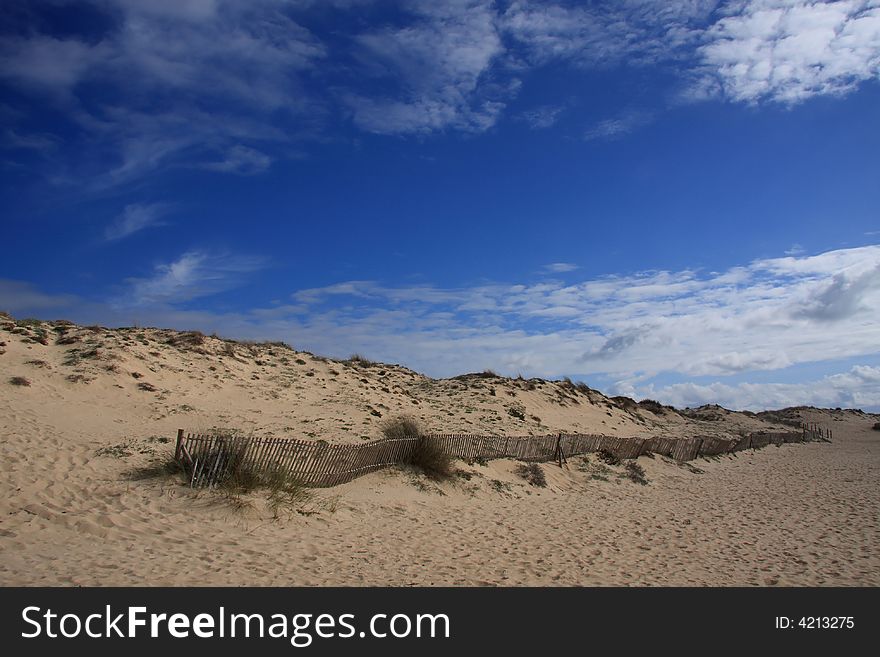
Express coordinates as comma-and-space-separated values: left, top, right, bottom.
174, 422, 829, 489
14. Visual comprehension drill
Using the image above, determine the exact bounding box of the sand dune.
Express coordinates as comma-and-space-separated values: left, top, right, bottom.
1, 315, 878, 585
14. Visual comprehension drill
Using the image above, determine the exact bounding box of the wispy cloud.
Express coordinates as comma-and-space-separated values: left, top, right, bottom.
2, 0, 878, 188
104, 203, 172, 242
120, 250, 268, 306
0, 1, 323, 187
519, 104, 566, 129
344, 1, 508, 135
199, 145, 273, 175
3, 128, 58, 151
0, 34, 108, 95
584, 109, 653, 140
542, 262, 580, 273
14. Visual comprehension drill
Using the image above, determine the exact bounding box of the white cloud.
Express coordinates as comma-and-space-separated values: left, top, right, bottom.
0, 35, 107, 94
345, 1, 508, 134
121, 250, 268, 306
694, 0, 880, 104
273, 245, 880, 385
3, 128, 58, 151
112, 0, 221, 21
200, 145, 273, 175
104, 203, 171, 241
0, 1, 323, 186
501, 0, 718, 67
794, 262, 880, 321
519, 104, 566, 128
2, 0, 877, 184
542, 262, 580, 273
623, 365, 880, 410
584, 109, 654, 140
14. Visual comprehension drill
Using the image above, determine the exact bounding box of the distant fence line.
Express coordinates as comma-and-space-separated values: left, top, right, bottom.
174, 422, 830, 489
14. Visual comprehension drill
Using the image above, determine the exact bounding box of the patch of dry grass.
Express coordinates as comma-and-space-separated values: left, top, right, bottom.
382, 416, 453, 481
514, 462, 547, 487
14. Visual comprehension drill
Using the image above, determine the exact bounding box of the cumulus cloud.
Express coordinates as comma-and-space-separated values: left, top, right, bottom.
622, 365, 880, 411
794, 263, 880, 321
277, 244, 880, 383
693, 0, 880, 104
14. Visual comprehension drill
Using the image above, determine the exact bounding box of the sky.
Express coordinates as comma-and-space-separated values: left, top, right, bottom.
1, 0, 879, 411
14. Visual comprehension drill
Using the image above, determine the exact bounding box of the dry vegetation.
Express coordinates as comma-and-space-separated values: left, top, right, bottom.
382, 416, 454, 481
514, 462, 547, 487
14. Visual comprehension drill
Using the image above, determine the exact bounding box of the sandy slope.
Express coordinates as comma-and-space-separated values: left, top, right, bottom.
1, 316, 878, 586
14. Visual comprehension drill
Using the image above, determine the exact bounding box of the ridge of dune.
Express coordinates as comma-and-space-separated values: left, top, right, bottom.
0, 313, 804, 444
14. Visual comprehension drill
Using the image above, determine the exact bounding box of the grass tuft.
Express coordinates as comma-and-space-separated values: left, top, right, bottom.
623, 460, 648, 485
638, 399, 666, 414
410, 437, 454, 481
347, 353, 376, 368
167, 331, 206, 351
514, 462, 547, 487
382, 416, 453, 480
381, 415, 422, 441
204, 442, 312, 517
598, 449, 621, 466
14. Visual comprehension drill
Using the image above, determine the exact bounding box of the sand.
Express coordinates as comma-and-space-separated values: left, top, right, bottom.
1, 317, 878, 586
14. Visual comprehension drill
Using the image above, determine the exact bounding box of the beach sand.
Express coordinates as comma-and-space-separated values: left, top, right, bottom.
1, 318, 877, 586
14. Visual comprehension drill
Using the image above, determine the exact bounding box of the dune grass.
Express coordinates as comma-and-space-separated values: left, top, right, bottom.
514, 462, 547, 488
382, 415, 454, 481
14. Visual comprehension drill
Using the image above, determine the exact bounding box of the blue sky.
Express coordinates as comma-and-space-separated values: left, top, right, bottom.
2, 0, 879, 410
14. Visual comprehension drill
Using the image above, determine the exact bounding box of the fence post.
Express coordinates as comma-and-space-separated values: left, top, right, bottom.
555, 433, 567, 468
175, 428, 184, 461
